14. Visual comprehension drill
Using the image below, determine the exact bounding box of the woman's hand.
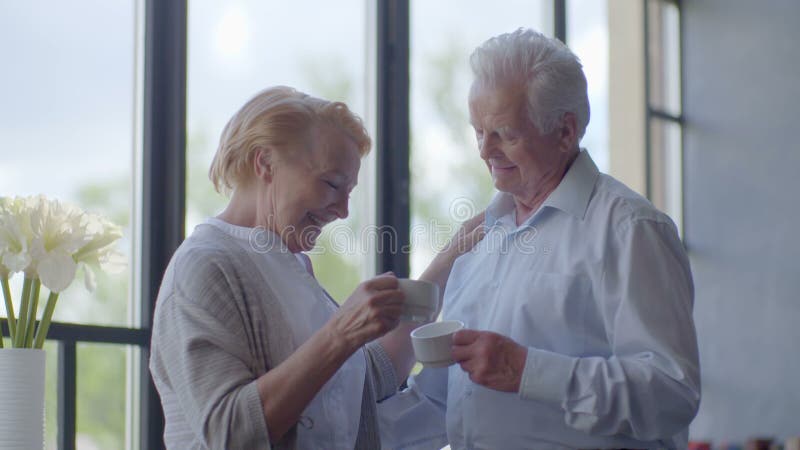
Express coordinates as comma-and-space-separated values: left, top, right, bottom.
420, 211, 487, 296
257, 273, 403, 442
445, 210, 487, 258
375, 212, 487, 384
330, 273, 405, 351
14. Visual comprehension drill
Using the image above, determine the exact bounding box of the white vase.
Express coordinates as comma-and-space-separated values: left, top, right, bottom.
0, 349, 45, 450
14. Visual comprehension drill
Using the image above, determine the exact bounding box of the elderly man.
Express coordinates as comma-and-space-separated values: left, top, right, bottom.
379, 28, 700, 449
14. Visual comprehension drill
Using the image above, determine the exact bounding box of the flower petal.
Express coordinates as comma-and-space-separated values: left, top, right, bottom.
2, 250, 31, 273
81, 263, 96, 292
38, 251, 76, 293
99, 250, 126, 274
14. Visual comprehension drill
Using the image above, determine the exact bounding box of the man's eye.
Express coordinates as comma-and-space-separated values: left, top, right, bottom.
325, 180, 338, 189
500, 131, 518, 141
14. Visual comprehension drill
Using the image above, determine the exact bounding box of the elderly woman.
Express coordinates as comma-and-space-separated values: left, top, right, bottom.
149, 86, 483, 449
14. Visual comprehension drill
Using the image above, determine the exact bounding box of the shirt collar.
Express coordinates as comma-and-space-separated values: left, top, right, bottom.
485, 191, 516, 227
540, 149, 599, 220
485, 150, 599, 227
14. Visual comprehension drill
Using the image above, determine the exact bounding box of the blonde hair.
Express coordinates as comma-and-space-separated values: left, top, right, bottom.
209, 86, 371, 195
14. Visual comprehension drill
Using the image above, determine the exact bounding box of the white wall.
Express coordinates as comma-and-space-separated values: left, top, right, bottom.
683, 0, 800, 443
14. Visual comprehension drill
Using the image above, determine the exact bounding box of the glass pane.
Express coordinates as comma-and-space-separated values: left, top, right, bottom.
186, 1, 373, 302
40, 341, 139, 450
568, 0, 610, 173
76, 343, 129, 449
0, 2, 137, 327
45, 341, 58, 450
649, 118, 683, 234
647, 0, 681, 115
409, 1, 551, 277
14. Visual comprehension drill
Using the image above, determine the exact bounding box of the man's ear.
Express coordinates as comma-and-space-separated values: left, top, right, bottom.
253, 147, 274, 182
557, 112, 578, 152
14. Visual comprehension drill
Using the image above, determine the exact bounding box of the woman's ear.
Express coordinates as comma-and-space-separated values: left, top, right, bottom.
253, 147, 274, 182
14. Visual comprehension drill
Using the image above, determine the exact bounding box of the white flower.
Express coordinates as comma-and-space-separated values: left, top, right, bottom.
37, 250, 77, 293
73, 212, 125, 292
27, 196, 87, 292
0, 195, 124, 292
1, 195, 125, 348
0, 196, 33, 274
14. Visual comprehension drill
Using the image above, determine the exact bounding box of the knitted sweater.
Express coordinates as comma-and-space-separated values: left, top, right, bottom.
149, 222, 397, 449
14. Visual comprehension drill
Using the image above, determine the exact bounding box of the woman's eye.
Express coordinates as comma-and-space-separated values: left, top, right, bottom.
325, 180, 338, 190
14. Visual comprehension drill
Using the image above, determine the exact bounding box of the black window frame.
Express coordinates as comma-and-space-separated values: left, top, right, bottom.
644, 0, 685, 238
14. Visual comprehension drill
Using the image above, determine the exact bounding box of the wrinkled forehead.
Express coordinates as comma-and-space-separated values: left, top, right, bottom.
468, 80, 529, 125
305, 124, 362, 176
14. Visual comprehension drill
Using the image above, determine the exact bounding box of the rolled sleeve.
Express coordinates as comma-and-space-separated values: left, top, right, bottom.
364, 341, 399, 401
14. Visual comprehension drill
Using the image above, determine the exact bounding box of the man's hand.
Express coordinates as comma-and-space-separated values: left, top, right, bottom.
451, 329, 528, 392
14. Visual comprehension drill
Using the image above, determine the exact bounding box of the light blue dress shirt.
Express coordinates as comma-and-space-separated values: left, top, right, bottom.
378, 150, 700, 450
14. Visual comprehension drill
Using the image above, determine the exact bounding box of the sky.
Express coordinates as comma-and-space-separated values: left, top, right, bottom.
0, 1, 137, 203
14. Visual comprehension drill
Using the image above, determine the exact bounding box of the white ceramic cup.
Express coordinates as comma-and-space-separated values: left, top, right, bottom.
411, 320, 465, 368
397, 279, 440, 322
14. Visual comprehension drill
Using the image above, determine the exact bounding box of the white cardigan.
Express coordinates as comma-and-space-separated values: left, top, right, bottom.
149, 219, 397, 449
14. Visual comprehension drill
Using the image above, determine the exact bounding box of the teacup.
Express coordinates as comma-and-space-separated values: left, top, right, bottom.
397, 279, 440, 322
410, 320, 465, 368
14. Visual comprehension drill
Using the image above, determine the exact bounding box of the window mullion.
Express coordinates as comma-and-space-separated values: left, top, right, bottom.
141, 0, 187, 448
57, 341, 77, 450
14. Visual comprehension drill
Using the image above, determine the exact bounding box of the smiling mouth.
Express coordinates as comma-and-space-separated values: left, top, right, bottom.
492, 165, 516, 172
307, 214, 329, 227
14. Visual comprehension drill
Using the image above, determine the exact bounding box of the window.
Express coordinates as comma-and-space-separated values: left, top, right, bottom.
407, 1, 612, 277
2, 2, 619, 448
185, 0, 375, 302
0, 1, 137, 328
645, 0, 684, 234
568, 0, 610, 173
0, 1, 142, 448
408, 0, 552, 277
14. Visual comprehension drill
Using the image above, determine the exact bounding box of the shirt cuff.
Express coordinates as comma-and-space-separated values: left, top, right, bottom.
365, 341, 399, 401
518, 347, 577, 406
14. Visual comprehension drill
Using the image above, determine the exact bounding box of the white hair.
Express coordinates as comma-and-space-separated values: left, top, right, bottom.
469, 28, 590, 139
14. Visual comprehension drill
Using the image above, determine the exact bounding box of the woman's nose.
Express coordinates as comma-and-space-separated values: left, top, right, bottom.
332, 195, 349, 219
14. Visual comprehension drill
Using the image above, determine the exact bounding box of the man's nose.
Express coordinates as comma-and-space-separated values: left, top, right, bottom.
479, 135, 494, 160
